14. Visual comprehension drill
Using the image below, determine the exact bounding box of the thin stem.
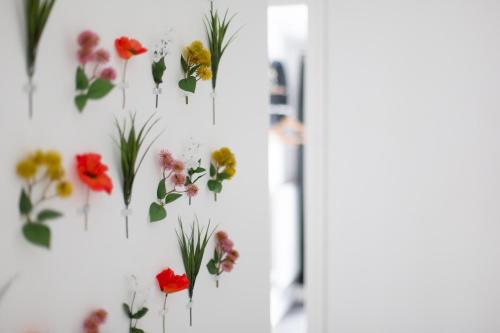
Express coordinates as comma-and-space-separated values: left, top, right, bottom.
212, 93, 216, 125
125, 204, 129, 239
28, 75, 34, 120
214, 192, 217, 202
189, 298, 193, 327
185, 95, 189, 105
162, 293, 168, 333
216, 278, 219, 288
84, 188, 90, 231
156, 94, 159, 108
129, 291, 136, 330
122, 60, 128, 110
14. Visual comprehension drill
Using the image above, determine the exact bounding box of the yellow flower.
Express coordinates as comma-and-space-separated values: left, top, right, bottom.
225, 167, 236, 179
190, 40, 204, 52
56, 181, 72, 198
47, 164, 65, 181
44, 150, 61, 166
30, 150, 45, 165
16, 159, 37, 180
198, 49, 211, 66
212, 150, 223, 165
197, 65, 212, 81
219, 147, 234, 165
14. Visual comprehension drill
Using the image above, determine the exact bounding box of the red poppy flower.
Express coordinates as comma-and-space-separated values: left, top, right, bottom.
115, 36, 147, 60
156, 268, 190, 294
76, 153, 113, 194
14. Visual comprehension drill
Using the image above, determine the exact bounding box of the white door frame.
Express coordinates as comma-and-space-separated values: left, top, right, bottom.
304, 0, 328, 332
267, 0, 328, 331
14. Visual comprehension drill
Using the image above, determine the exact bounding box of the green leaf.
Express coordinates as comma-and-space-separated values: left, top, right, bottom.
87, 79, 114, 99
74, 94, 87, 112
207, 180, 222, 193
207, 259, 218, 275
157, 179, 166, 199
149, 202, 167, 222
131, 328, 145, 333
152, 57, 166, 85
22, 223, 50, 248
218, 171, 231, 180
132, 307, 148, 319
165, 193, 182, 204
19, 189, 32, 215
37, 209, 62, 223
210, 163, 216, 177
123, 303, 132, 317
178, 76, 197, 93
180, 55, 188, 73
75, 66, 89, 90
195, 167, 206, 173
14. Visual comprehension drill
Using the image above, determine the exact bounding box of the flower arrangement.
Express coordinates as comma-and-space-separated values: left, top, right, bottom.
115, 113, 161, 238
205, 0, 238, 125
115, 36, 148, 109
176, 217, 215, 326
83, 309, 107, 333
16, 150, 72, 248
156, 268, 189, 333
74, 30, 116, 112
151, 38, 171, 108
208, 147, 236, 201
123, 277, 149, 333
75, 153, 113, 231
207, 231, 239, 287
149, 150, 184, 223
23, 0, 56, 119
178, 40, 212, 105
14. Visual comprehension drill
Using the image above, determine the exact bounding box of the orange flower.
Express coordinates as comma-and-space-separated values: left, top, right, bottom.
115, 36, 147, 60
156, 268, 189, 294
76, 153, 113, 194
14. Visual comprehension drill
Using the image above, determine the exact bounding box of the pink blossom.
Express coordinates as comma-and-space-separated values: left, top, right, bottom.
94, 49, 110, 64
221, 260, 234, 272
227, 249, 240, 262
99, 67, 117, 81
216, 230, 228, 241
160, 150, 174, 170
171, 173, 186, 186
220, 238, 234, 253
172, 160, 185, 173
78, 30, 99, 49
186, 184, 199, 198
77, 48, 95, 65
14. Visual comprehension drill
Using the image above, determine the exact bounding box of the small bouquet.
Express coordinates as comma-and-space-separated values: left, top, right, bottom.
179, 40, 212, 105
83, 309, 107, 333
205, 0, 238, 125
16, 150, 72, 248
74, 30, 116, 112
149, 150, 186, 223
115, 113, 161, 238
156, 268, 189, 333
123, 276, 149, 333
22, 0, 56, 119
115, 36, 148, 109
208, 147, 236, 201
176, 218, 215, 326
75, 153, 113, 231
151, 37, 171, 109
207, 231, 239, 287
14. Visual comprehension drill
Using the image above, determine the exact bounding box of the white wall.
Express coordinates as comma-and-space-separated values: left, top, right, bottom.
0, 0, 269, 332
325, 0, 500, 332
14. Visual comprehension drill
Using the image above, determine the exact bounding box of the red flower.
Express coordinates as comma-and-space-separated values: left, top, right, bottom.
76, 153, 113, 194
115, 36, 147, 60
156, 268, 189, 294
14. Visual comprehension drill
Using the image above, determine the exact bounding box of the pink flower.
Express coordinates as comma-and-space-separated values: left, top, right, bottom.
172, 160, 185, 173
78, 30, 99, 49
78, 48, 95, 65
221, 260, 234, 272
171, 173, 186, 186
186, 184, 199, 198
227, 249, 240, 262
216, 231, 228, 241
94, 49, 110, 64
99, 67, 117, 81
220, 238, 234, 253
160, 150, 174, 170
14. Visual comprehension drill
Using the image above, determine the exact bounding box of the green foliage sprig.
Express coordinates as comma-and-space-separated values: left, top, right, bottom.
204, 0, 238, 125
185, 159, 206, 205
123, 278, 149, 333
23, 0, 56, 119
152, 39, 169, 109
176, 217, 215, 326
115, 113, 162, 238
